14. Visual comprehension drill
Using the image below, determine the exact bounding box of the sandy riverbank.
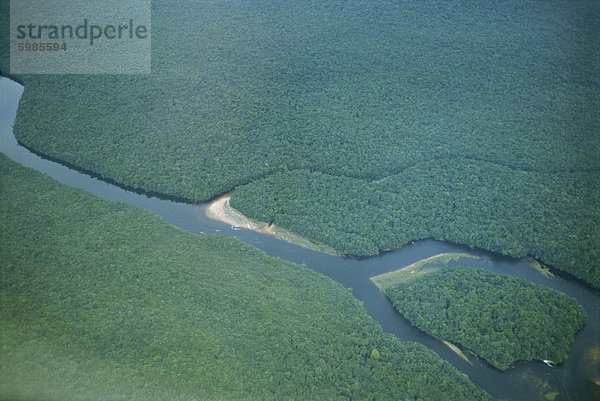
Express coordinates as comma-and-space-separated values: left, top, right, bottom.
205, 193, 272, 234
205, 193, 339, 255
370, 253, 480, 291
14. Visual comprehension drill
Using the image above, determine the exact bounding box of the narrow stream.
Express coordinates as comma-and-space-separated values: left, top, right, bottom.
1, 77, 598, 401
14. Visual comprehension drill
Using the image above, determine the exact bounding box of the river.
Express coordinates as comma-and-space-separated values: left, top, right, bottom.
1, 77, 598, 401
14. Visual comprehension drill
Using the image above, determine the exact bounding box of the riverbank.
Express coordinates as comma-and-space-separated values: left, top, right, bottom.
370, 253, 481, 291
205, 193, 340, 256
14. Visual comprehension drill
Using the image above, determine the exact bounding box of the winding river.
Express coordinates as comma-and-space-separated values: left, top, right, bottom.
1, 77, 598, 401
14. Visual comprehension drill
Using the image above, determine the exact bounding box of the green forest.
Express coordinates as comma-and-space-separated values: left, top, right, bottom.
230, 161, 600, 287
0, 155, 493, 400
1, 0, 598, 287
385, 266, 588, 371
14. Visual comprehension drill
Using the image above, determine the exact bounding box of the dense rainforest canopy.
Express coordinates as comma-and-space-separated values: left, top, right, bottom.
385, 266, 587, 370
0, 155, 493, 400
0, 0, 598, 286
230, 161, 600, 287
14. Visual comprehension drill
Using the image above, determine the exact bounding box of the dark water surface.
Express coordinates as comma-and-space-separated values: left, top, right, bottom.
1, 78, 598, 401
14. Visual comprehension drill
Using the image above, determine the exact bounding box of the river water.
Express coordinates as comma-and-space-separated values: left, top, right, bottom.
1, 77, 598, 401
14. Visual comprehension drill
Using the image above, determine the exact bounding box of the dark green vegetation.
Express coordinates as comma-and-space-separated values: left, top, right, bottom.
231, 161, 600, 287
384, 266, 587, 370
0, 155, 493, 400
2, 0, 598, 286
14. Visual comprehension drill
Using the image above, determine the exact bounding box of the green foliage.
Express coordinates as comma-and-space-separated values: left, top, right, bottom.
385, 266, 588, 370
9, 1, 599, 193
0, 155, 493, 400
231, 162, 600, 287
0, 1, 8, 74
3, 0, 598, 286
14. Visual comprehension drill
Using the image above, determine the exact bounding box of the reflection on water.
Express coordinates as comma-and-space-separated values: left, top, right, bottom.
1, 77, 598, 401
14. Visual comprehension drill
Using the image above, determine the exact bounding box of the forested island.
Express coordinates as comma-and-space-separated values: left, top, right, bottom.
2, 0, 597, 287
0, 155, 493, 400
380, 265, 587, 370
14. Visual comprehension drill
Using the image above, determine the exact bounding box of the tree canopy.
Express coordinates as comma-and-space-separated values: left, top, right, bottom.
1, 0, 597, 286
385, 266, 588, 370
0, 154, 494, 400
